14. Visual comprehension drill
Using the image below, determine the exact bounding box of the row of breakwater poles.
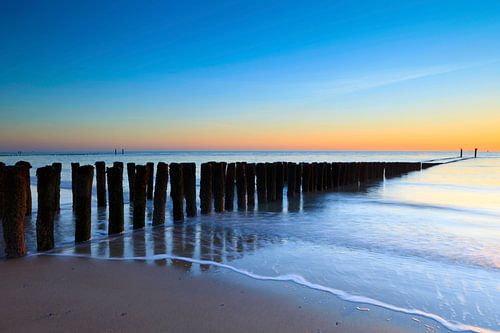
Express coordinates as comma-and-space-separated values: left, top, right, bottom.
0, 160, 436, 259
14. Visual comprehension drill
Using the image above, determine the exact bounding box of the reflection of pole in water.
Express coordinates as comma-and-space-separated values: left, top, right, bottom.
184, 224, 196, 270
109, 235, 124, 258
225, 228, 235, 261
152, 225, 166, 266
212, 225, 224, 263
200, 222, 213, 271
171, 225, 184, 269
132, 230, 146, 261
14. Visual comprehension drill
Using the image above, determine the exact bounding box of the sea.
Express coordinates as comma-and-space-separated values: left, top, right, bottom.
0, 151, 499, 332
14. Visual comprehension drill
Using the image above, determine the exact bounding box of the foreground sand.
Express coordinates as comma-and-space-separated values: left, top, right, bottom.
0, 255, 438, 333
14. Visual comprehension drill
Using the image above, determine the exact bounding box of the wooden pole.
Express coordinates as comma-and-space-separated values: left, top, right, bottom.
51, 162, 62, 212
74, 165, 94, 243
474, 148, 478, 158
246, 163, 256, 208
133, 165, 148, 229
287, 162, 297, 198
265, 163, 276, 201
0, 162, 5, 220
225, 163, 236, 211
170, 163, 184, 222
236, 162, 247, 210
146, 162, 154, 200
36, 166, 56, 251
15, 161, 31, 216
326, 163, 333, 190
95, 161, 107, 207
182, 162, 197, 217
107, 165, 124, 234
213, 162, 225, 212
71, 162, 79, 210
295, 163, 302, 194
127, 162, 136, 203
460, 149, 463, 158
153, 162, 168, 225
275, 162, 284, 201
200, 162, 213, 214
301, 163, 310, 193
113, 161, 123, 169
256, 163, 267, 204
2, 166, 27, 258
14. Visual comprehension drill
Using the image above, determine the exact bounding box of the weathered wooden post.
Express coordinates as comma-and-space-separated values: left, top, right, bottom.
213, 162, 225, 212
107, 165, 124, 234
317, 163, 325, 191
331, 163, 338, 189
127, 162, 136, 202
236, 162, 247, 210
256, 163, 267, 204
266, 163, 276, 201
460, 149, 463, 158
295, 163, 302, 194
2, 166, 27, 258
36, 166, 57, 251
200, 162, 213, 214
225, 163, 236, 211
15, 161, 31, 215
474, 148, 478, 158
129, 165, 148, 229
359, 163, 367, 185
133, 165, 148, 229
246, 163, 256, 208
287, 163, 297, 198
113, 161, 123, 169
170, 163, 184, 222
0, 162, 4, 219
146, 162, 154, 200
71, 162, 79, 210
152, 162, 168, 225
51, 162, 62, 212
301, 163, 310, 193
326, 163, 333, 190
74, 165, 94, 243
182, 162, 197, 217
275, 162, 284, 201
95, 161, 107, 207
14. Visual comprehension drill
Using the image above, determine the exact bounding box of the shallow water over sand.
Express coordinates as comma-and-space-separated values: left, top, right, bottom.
1, 151, 499, 332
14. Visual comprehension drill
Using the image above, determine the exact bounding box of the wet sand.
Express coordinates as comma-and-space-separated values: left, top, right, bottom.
0, 255, 439, 333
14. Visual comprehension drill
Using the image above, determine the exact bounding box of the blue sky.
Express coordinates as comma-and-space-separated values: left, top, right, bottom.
1, 0, 499, 150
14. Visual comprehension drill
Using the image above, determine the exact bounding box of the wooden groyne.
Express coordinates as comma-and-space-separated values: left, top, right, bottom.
0, 157, 471, 258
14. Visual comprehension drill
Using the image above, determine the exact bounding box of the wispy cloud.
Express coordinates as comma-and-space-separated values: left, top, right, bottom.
317, 59, 500, 97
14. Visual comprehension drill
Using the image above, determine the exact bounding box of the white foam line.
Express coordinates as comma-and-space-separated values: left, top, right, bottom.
42, 252, 498, 333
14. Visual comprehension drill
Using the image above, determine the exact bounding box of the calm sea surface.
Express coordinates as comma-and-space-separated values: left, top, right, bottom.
1, 151, 499, 332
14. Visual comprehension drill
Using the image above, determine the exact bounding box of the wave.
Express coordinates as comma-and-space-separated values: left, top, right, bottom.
41, 252, 498, 333
361, 198, 500, 219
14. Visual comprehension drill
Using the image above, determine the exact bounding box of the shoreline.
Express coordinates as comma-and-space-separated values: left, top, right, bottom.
0, 255, 456, 333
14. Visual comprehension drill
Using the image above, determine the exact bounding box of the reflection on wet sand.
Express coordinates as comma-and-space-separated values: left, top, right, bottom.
62, 219, 277, 274
55, 180, 385, 273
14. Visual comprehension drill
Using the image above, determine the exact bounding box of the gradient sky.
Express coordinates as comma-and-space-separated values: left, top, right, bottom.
1, 0, 499, 151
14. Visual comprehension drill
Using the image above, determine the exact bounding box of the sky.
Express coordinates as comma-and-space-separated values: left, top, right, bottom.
1, 0, 499, 151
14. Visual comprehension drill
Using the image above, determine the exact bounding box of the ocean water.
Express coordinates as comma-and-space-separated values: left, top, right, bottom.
1, 151, 499, 332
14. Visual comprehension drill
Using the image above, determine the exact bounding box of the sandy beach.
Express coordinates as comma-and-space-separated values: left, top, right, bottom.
0, 254, 442, 333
